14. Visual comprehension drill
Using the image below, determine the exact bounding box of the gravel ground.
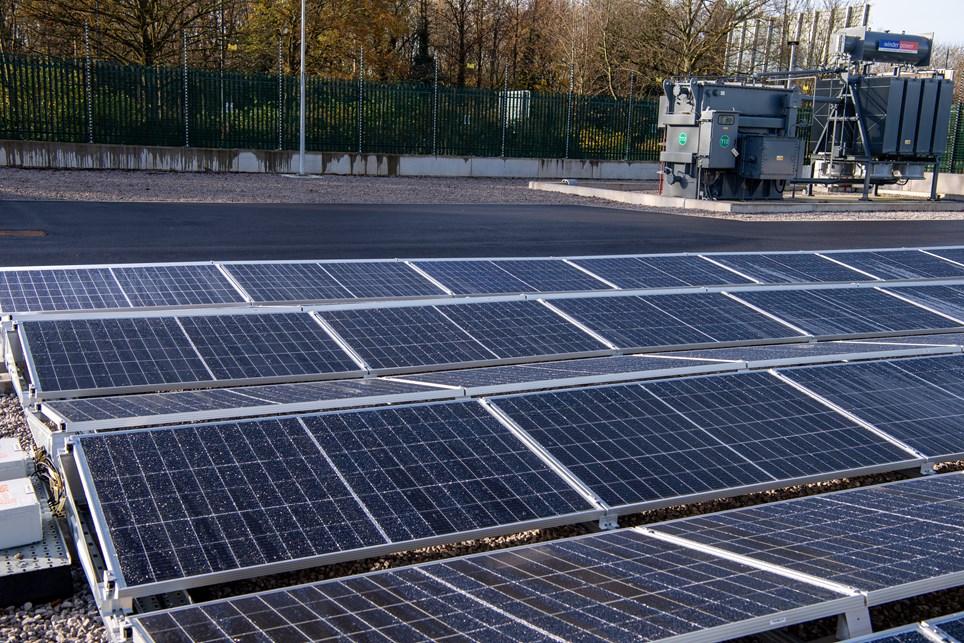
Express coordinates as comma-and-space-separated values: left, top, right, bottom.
3, 382, 963, 643
2, 167, 963, 221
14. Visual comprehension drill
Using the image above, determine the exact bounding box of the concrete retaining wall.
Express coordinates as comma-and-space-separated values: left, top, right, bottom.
0, 140, 659, 179
891, 172, 964, 197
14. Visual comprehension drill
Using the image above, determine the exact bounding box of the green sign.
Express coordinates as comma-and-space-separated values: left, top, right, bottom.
720, 135, 731, 148
678, 132, 687, 146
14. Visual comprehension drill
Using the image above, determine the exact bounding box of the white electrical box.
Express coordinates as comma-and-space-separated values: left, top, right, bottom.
0, 477, 42, 549
0, 438, 28, 482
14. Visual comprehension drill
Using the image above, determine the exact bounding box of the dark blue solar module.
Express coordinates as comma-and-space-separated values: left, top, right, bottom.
735, 288, 962, 336
111, 265, 246, 307
825, 250, 964, 280
129, 528, 844, 643
77, 418, 388, 587
845, 627, 933, 643
411, 260, 535, 295
0, 268, 131, 313
570, 255, 752, 289
642, 372, 915, 480
435, 300, 608, 359
853, 333, 964, 346
782, 355, 964, 457
882, 285, 964, 323
926, 247, 964, 267
221, 263, 354, 302
300, 402, 593, 541
319, 306, 498, 370
177, 313, 359, 380
931, 612, 964, 640
651, 474, 964, 592
493, 383, 775, 507
44, 379, 437, 426
490, 259, 611, 292
663, 341, 934, 364
710, 253, 873, 284
549, 293, 802, 349
318, 262, 447, 299
405, 355, 731, 389
21, 318, 212, 395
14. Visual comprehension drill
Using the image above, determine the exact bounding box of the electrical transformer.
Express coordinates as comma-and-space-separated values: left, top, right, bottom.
658, 80, 804, 200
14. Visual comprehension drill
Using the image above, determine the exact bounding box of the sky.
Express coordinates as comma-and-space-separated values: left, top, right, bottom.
866, 0, 962, 45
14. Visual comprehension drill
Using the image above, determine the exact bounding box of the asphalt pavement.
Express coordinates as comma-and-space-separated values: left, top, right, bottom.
3, 200, 964, 265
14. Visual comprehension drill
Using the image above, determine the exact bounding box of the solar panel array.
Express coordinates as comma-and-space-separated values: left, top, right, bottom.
6, 246, 964, 315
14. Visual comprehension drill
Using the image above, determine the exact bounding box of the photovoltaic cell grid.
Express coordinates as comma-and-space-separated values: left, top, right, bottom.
412, 260, 536, 295
930, 612, 964, 640
221, 263, 353, 303
782, 354, 964, 458
129, 529, 845, 643
21, 318, 213, 394
493, 372, 913, 509
884, 285, 964, 322
177, 314, 360, 380
826, 250, 964, 280
78, 401, 594, 589
651, 474, 964, 593
710, 253, 873, 284
842, 628, 933, 643
569, 256, 752, 289
317, 262, 447, 299
43, 378, 437, 427
662, 341, 937, 364
490, 259, 611, 292
734, 288, 963, 336
549, 293, 802, 349
0, 269, 130, 313
110, 266, 246, 307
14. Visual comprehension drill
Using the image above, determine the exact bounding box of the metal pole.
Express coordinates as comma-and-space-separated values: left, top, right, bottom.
786, 42, 797, 88
358, 46, 364, 154
432, 56, 438, 156
298, 0, 306, 175
84, 22, 93, 144
278, 36, 283, 150
565, 63, 574, 159
183, 31, 189, 148
500, 60, 508, 158
624, 71, 635, 161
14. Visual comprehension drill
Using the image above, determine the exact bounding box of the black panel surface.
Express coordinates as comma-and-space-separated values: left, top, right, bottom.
571, 255, 751, 289
883, 285, 964, 323
491, 260, 610, 292
222, 263, 354, 302
827, 250, 964, 280
711, 253, 872, 283
112, 266, 245, 307
412, 260, 535, 295
318, 262, 446, 298
0, 268, 130, 313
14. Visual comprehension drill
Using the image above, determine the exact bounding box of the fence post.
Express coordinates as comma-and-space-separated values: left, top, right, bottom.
500, 61, 508, 158
84, 22, 93, 144
358, 46, 364, 154
278, 36, 283, 150
565, 63, 574, 159
953, 104, 964, 174
183, 31, 189, 148
624, 71, 635, 161
432, 57, 438, 156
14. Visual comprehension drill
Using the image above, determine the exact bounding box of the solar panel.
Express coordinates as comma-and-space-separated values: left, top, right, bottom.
570, 255, 751, 289
111, 265, 246, 307
0, 268, 130, 313
710, 253, 872, 283
319, 306, 498, 370
663, 341, 952, 366
650, 474, 964, 599
318, 262, 447, 299
21, 318, 212, 396
782, 355, 964, 458
77, 418, 388, 587
841, 626, 933, 643
43, 379, 443, 431
177, 313, 360, 380
300, 402, 593, 542
930, 612, 964, 640
129, 528, 850, 643
403, 355, 735, 390
883, 285, 964, 322
434, 300, 608, 359
925, 247, 964, 267
490, 259, 611, 292
642, 372, 915, 480
825, 250, 964, 280
852, 332, 964, 346
411, 260, 535, 295
492, 384, 775, 508
734, 288, 962, 336
221, 263, 354, 303
549, 293, 802, 349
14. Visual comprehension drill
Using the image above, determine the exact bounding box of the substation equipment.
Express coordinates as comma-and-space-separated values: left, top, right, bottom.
658, 27, 955, 200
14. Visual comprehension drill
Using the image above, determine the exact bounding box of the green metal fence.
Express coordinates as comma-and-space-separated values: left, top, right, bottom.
2, 53, 963, 170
